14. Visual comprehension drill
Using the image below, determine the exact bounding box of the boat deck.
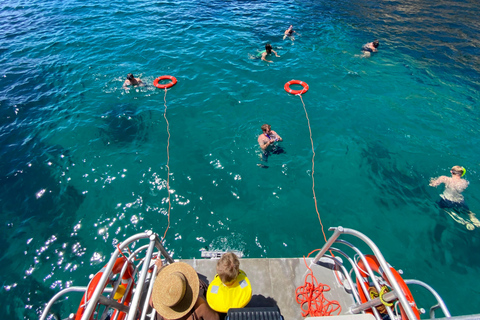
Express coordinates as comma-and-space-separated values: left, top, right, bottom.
181, 257, 355, 320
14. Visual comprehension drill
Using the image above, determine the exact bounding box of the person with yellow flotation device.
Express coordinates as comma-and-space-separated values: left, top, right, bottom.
207, 252, 252, 313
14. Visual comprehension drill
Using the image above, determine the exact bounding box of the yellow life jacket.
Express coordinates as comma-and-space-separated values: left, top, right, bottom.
206, 270, 252, 313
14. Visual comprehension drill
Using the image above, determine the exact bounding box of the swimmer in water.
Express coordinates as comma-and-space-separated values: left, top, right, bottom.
123, 73, 144, 89
257, 123, 284, 167
283, 25, 299, 41
260, 43, 280, 63
360, 39, 379, 57
430, 166, 480, 230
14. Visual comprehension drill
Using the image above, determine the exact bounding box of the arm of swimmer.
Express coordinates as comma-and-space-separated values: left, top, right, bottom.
261, 52, 273, 63
272, 50, 280, 57
429, 176, 448, 187
271, 130, 282, 142
258, 137, 272, 150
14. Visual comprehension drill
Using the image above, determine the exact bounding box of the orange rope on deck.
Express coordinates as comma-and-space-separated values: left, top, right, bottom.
162, 87, 171, 241
295, 250, 342, 317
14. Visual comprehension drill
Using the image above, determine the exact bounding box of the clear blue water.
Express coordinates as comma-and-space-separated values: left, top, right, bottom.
1, 0, 480, 318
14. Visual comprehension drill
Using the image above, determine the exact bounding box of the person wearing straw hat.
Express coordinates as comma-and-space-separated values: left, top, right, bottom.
151, 261, 219, 320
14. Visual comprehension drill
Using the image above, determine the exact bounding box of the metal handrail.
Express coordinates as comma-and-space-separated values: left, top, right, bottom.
39, 227, 452, 320
39, 287, 114, 320
39, 230, 173, 320
312, 226, 451, 320
404, 279, 451, 318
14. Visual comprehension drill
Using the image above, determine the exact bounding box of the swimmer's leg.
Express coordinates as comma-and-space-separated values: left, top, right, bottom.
257, 151, 269, 168
261, 151, 269, 162
468, 211, 480, 228
361, 51, 371, 58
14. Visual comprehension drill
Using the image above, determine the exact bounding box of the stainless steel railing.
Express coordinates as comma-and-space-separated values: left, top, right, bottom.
39, 230, 173, 320
311, 226, 451, 320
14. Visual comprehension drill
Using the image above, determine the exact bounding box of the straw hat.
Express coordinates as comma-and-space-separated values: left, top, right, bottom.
152, 262, 199, 320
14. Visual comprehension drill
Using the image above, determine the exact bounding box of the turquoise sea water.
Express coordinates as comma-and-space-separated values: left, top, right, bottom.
1, 0, 480, 318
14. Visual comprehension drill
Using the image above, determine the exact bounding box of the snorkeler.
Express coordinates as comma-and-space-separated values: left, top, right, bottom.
361, 40, 379, 57
430, 166, 480, 230
283, 25, 299, 41
260, 43, 280, 63
123, 73, 144, 88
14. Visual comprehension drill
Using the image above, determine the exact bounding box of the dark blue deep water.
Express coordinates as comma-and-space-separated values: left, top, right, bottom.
1, 0, 480, 318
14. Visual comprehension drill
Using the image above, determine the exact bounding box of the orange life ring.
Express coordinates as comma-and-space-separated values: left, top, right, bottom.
153, 75, 177, 89
75, 257, 134, 320
355, 255, 420, 320
284, 80, 309, 95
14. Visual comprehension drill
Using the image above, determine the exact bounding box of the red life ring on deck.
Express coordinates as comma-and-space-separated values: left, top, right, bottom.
284, 80, 309, 95
355, 255, 420, 320
75, 257, 134, 320
153, 75, 177, 89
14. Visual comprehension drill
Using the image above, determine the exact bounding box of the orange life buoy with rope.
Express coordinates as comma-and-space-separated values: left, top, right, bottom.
153, 75, 177, 89
75, 257, 134, 320
284, 80, 309, 95
355, 255, 420, 320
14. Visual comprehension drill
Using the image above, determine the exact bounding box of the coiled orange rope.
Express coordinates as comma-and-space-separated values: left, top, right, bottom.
295, 250, 341, 316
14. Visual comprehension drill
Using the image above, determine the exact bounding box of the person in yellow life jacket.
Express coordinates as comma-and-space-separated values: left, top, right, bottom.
206, 252, 252, 313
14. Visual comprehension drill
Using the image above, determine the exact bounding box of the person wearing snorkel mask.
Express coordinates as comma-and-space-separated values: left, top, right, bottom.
430, 166, 480, 230
430, 166, 469, 208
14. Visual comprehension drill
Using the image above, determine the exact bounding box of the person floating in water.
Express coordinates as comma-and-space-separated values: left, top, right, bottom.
123, 73, 144, 88
361, 39, 379, 57
430, 166, 480, 230
283, 25, 299, 41
257, 124, 284, 167
260, 43, 280, 63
